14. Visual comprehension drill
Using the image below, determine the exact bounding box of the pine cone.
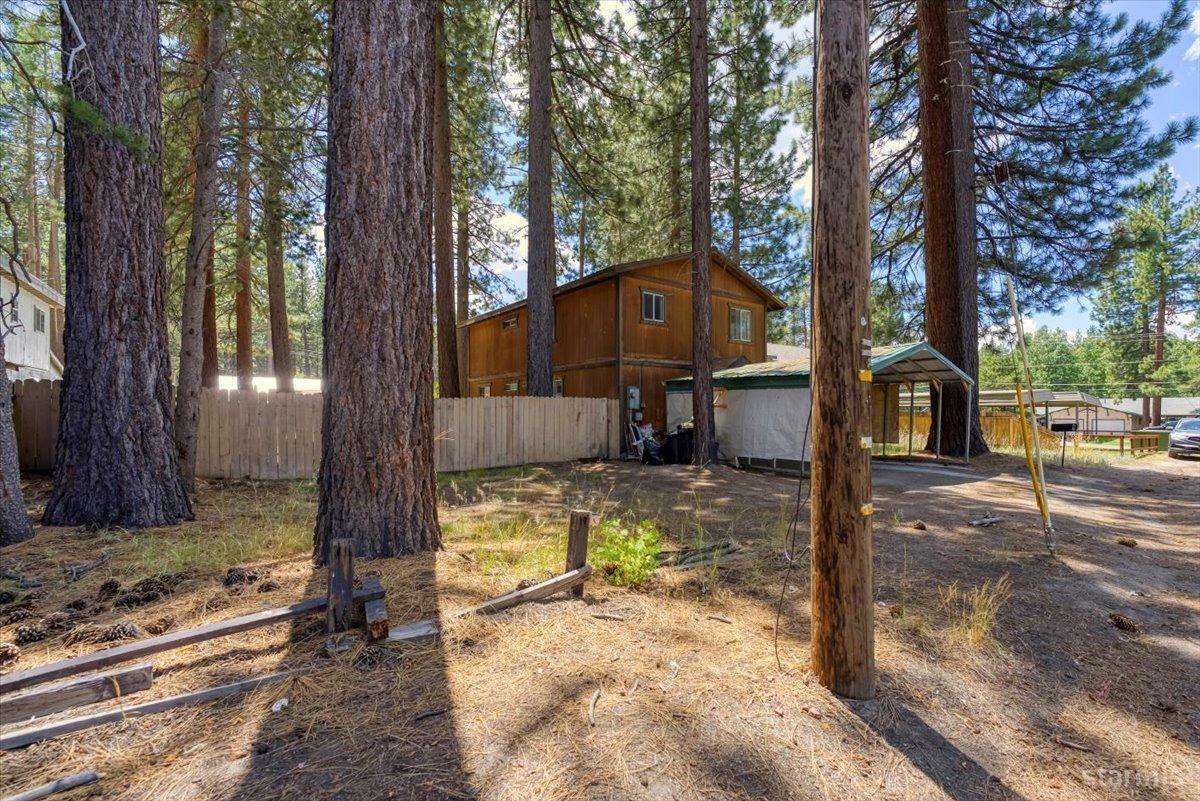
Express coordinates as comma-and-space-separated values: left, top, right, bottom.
1109, 612, 1138, 633
0, 641, 19, 666
144, 616, 174, 635
95, 621, 142, 643
15, 623, 48, 644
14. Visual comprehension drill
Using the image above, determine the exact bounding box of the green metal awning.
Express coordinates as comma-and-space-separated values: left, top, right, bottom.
665, 341, 973, 393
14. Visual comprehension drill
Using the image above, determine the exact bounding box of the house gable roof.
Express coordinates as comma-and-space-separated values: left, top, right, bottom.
460, 249, 786, 327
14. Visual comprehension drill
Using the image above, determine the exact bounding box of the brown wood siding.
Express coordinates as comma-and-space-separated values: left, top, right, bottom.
463, 253, 774, 431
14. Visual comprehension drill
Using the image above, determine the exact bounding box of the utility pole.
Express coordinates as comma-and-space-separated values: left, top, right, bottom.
809, 0, 875, 700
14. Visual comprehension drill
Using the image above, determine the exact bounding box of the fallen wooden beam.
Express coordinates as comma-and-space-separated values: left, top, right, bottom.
361, 577, 389, 641
384, 565, 592, 643
0, 663, 153, 724
2, 769, 101, 801
1, 670, 296, 750
0, 586, 382, 695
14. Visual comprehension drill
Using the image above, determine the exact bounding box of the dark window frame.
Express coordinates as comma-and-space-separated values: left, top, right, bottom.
729, 305, 752, 343
640, 289, 666, 324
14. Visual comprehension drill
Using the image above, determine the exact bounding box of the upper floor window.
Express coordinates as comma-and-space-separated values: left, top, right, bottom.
502, 315, 519, 330
729, 306, 752, 343
641, 289, 665, 323
553, 376, 564, 397
504, 380, 519, 394
478, 385, 491, 397
33, 307, 45, 333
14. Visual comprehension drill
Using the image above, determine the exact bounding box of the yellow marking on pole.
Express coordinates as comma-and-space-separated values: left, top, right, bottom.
859, 503, 874, 517
859, 436, 872, 449
858, 369, 872, 382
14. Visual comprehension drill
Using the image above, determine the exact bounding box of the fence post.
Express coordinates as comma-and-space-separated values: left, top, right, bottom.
326, 538, 355, 634
566, 510, 590, 598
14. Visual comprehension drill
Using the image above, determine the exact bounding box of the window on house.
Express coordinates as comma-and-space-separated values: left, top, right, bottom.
478, 385, 491, 397
729, 306, 752, 343
504, 380, 519, 394
641, 289, 665, 323
8, 301, 18, 323
33, 307, 45, 333
553, 377, 564, 397
502, 315, 519, 330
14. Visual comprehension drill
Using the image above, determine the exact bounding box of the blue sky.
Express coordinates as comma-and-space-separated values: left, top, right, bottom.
1033, 0, 1200, 335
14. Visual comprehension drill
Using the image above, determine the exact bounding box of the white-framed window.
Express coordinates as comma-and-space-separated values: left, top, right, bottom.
8, 301, 18, 323
502, 315, 519, 330
553, 376, 564, 397
478, 385, 491, 397
729, 306, 752, 343
641, 289, 665, 323
33, 307, 46, 333
504, 380, 519, 394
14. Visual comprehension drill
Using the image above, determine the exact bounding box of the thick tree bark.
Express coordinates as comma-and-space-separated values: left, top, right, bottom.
809, 0, 874, 701
47, 147, 63, 361
23, 108, 41, 280
916, 0, 986, 456
433, 5, 460, 398
175, 1, 228, 488
455, 202, 470, 394
0, 336, 31, 546
525, 0, 555, 397
45, 0, 191, 528
316, 0, 440, 563
202, 248, 219, 388
234, 96, 253, 391
689, 0, 715, 465
263, 131, 294, 393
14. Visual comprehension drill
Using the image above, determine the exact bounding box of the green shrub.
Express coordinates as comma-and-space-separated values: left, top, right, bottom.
592, 519, 661, 586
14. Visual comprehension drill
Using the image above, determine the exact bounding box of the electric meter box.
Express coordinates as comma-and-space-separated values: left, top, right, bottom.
626, 385, 641, 410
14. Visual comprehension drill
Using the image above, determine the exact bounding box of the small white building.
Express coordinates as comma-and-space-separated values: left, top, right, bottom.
2, 267, 64, 381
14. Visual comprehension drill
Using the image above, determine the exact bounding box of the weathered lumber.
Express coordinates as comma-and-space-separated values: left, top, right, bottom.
361, 576, 388, 641
383, 565, 592, 643
0, 663, 153, 723
565, 510, 590, 598
0, 586, 382, 695
1, 769, 101, 801
1, 670, 296, 750
326, 538, 354, 634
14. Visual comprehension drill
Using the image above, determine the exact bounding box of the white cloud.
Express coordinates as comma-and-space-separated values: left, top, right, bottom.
1186, 7, 1200, 61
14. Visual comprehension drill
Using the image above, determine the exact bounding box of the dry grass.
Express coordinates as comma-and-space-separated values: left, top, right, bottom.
2, 456, 1198, 801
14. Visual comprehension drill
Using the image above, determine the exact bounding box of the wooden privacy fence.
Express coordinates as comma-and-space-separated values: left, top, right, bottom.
12, 380, 621, 478
900, 412, 1060, 451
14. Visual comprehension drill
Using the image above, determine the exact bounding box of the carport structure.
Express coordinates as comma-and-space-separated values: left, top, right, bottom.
665, 341, 975, 464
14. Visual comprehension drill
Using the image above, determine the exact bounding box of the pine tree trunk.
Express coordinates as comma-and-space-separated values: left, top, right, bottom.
669, 111, 684, 251
729, 26, 741, 264
1152, 288, 1165, 425
317, 0, 440, 563
202, 248, 219, 388
235, 96, 253, 391
689, 0, 715, 466
525, 0, 555, 397
433, 5, 460, 398
0, 336, 31, 546
456, 202, 470, 394
23, 109, 41, 279
809, 0, 875, 701
916, 0, 986, 457
47, 148, 63, 361
263, 133, 294, 394
175, 1, 229, 488
45, 0, 191, 528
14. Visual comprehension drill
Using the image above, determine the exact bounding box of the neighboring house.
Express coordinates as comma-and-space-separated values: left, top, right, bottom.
460, 250, 786, 431
767, 343, 809, 362
2, 267, 64, 381
1106, 397, 1200, 424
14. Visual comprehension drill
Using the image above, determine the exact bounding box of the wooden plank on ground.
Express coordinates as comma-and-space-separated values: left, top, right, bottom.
383, 565, 591, 644
361, 577, 388, 641
0, 586, 383, 695
1, 671, 296, 751
0, 663, 153, 724
2, 768, 101, 800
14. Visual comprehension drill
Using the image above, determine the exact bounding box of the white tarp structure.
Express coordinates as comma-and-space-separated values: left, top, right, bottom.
666, 341, 974, 465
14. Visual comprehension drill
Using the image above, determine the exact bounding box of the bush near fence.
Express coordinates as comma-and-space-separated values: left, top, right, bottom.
12, 380, 621, 479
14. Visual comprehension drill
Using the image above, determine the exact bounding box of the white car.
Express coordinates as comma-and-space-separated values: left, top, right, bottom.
1167, 418, 1200, 459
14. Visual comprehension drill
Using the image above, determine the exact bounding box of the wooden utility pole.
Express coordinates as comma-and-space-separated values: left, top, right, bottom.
809, 0, 874, 700
916, 0, 986, 456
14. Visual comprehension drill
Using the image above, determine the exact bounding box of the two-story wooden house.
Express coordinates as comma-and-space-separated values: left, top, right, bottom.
460, 250, 785, 431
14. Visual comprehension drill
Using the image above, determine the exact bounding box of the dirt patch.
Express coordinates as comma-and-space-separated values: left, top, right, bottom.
1, 455, 1197, 801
